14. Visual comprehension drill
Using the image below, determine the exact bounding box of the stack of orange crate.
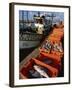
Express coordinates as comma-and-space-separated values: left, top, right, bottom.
39, 26, 64, 75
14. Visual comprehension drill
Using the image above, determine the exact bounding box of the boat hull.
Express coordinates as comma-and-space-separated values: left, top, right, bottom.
19, 41, 41, 49
19, 33, 43, 49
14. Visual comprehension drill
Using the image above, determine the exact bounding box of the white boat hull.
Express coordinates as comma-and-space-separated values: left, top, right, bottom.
19, 41, 40, 49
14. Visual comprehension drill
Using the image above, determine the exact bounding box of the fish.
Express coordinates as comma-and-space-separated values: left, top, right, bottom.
53, 43, 63, 52
33, 65, 49, 78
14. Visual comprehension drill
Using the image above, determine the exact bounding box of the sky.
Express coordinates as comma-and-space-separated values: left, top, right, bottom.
19, 10, 64, 23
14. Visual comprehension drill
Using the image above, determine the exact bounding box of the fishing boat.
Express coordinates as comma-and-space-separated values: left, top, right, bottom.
19, 11, 53, 49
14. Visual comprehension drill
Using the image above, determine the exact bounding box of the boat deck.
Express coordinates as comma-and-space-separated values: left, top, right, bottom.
19, 24, 64, 79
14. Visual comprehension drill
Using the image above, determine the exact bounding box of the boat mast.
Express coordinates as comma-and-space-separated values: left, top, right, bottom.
27, 11, 29, 23
38, 11, 40, 17
45, 13, 56, 26
22, 11, 25, 29
51, 13, 56, 24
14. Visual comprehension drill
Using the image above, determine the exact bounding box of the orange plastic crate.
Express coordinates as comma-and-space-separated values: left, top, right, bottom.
20, 58, 59, 78
40, 52, 61, 64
